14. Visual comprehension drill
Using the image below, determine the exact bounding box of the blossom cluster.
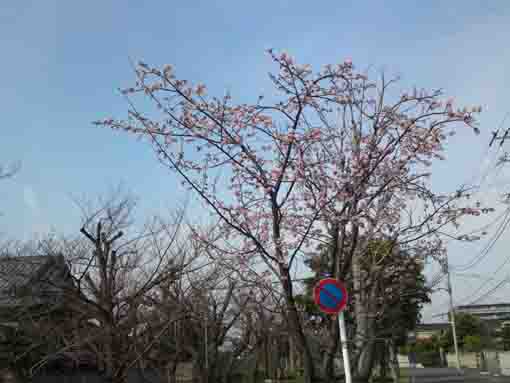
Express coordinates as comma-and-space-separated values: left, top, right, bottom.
96, 51, 487, 283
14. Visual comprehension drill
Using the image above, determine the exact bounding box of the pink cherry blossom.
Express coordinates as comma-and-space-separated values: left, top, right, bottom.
195, 83, 207, 96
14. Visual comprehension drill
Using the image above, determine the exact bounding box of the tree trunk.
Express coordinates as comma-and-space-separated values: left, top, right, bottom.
322, 317, 339, 380
352, 256, 375, 383
264, 333, 270, 379
281, 266, 316, 383
253, 349, 260, 383
289, 334, 295, 373
377, 341, 387, 380
388, 340, 400, 383
167, 361, 178, 383
353, 341, 375, 383
191, 356, 204, 383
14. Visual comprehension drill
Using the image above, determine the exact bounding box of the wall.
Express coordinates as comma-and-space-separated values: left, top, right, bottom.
499, 352, 510, 376
445, 351, 510, 375
445, 352, 479, 369
396, 355, 424, 369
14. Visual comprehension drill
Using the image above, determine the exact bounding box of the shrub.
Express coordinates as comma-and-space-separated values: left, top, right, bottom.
416, 350, 441, 367
464, 335, 482, 352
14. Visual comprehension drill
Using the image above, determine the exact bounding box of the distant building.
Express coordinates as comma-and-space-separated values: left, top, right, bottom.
428, 303, 510, 347
456, 303, 510, 322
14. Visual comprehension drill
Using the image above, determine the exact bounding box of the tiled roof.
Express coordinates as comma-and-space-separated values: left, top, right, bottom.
416, 323, 449, 331
0, 255, 68, 307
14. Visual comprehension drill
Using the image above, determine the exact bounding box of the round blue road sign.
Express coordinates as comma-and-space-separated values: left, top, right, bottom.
313, 278, 348, 314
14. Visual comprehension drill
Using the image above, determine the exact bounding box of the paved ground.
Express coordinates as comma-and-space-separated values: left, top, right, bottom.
405, 368, 510, 383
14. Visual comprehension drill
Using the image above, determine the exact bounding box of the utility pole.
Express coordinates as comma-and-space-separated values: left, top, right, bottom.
444, 260, 461, 372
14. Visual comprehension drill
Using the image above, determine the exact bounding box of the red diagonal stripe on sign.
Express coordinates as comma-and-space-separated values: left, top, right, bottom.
319, 284, 340, 306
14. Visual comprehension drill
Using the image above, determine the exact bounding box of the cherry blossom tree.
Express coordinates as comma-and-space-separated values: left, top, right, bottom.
97, 50, 487, 382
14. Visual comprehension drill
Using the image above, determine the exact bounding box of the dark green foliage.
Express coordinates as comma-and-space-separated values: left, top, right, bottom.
369, 241, 431, 346
439, 313, 483, 351
464, 335, 482, 352
414, 338, 442, 367
297, 238, 431, 342
372, 377, 394, 383
501, 325, 510, 351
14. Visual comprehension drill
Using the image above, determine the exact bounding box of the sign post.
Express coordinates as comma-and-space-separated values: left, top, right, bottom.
338, 311, 352, 383
314, 278, 352, 383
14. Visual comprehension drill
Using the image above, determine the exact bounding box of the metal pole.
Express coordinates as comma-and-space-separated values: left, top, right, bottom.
338, 311, 352, 383
446, 262, 461, 372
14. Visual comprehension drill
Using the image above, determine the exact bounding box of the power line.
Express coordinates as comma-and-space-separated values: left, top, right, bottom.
430, 208, 510, 310
452, 272, 495, 281
456, 113, 510, 211
489, 112, 510, 148
437, 114, 510, 286
462, 113, 507, 188
451, 208, 510, 272
463, 275, 510, 306
429, 274, 509, 318
440, 115, 510, 307
454, 250, 510, 307
428, 272, 447, 290
431, 217, 510, 313
478, 112, 510, 185
392, 115, 510, 321
428, 208, 510, 312
481, 112, 510, 193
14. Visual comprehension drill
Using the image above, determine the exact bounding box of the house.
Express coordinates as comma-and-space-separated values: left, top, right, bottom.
0, 254, 73, 324
434, 303, 510, 342
414, 323, 449, 340
0, 254, 100, 377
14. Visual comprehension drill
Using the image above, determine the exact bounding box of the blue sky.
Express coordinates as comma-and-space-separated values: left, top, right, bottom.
1, 1, 510, 321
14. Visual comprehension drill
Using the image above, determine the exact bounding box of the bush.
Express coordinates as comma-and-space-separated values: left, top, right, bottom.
399, 345, 410, 355
372, 377, 393, 383
416, 350, 441, 367
464, 335, 482, 352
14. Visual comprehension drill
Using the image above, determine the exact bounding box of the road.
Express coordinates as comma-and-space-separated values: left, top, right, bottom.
406, 368, 510, 383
